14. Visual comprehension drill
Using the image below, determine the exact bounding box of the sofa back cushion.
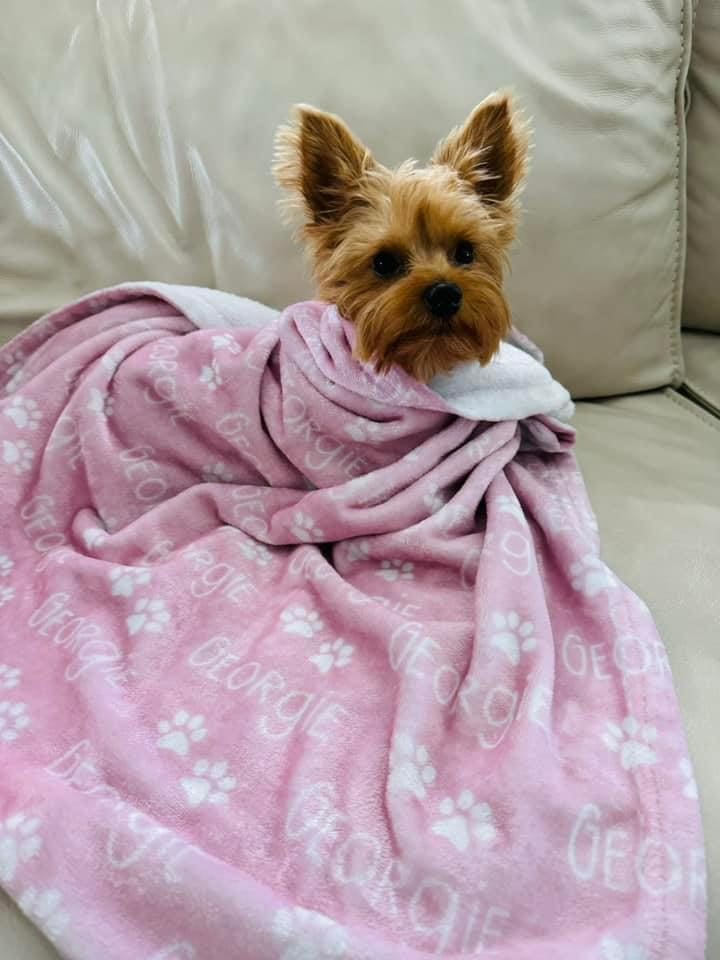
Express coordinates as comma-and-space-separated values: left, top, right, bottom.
684, 0, 720, 332
0, 1, 690, 397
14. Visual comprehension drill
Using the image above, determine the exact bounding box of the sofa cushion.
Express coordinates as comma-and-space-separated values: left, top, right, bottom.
683, 331, 720, 415
0, 0, 690, 398
685, 0, 720, 332
574, 389, 720, 957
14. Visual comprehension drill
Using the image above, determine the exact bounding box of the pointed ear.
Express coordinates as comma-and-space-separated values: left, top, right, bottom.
274, 105, 376, 225
432, 92, 528, 204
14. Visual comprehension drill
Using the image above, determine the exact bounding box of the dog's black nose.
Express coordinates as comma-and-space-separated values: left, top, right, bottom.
423, 282, 462, 319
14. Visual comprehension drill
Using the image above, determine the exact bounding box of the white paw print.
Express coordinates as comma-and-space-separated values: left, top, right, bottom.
201, 461, 236, 483
86, 388, 114, 418
377, 559, 414, 582
602, 716, 658, 770
389, 733, 436, 799
0, 812, 42, 883
423, 483, 447, 514
0, 701, 30, 742
0, 585, 15, 608
310, 639, 354, 674
238, 539, 273, 566
344, 417, 382, 442
432, 790, 497, 852
83, 527, 108, 549
281, 606, 324, 638
181, 759, 236, 807
0, 553, 13, 577
290, 511, 324, 542
2, 439, 34, 474
0, 664, 21, 689
489, 611, 537, 666
157, 711, 207, 756
3, 396, 41, 431
345, 540, 370, 563
570, 554, 617, 597
678, 757, 699, 799
199, 359, 223, 391
126, 598, 171, 636
212, 333, 240, 354
3, 355, 26, 394
18, 887, 69, 941
273, 906, 348, 960
600, 937, 648, 960
109, 566, 152, 597
496, 494, 524, 521
101, 348, 123, 373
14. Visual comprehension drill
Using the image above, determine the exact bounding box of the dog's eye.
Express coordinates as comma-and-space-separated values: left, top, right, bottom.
373, 251, 403, 278
453, 241, 475, 265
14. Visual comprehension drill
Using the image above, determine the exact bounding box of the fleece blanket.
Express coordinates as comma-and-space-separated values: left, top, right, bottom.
0, 285, 705, 960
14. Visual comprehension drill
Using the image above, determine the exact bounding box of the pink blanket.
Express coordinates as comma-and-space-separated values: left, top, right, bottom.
0, 285, 706, 960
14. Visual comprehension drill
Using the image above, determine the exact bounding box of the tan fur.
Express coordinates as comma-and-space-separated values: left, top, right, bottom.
274, 93, 529, 382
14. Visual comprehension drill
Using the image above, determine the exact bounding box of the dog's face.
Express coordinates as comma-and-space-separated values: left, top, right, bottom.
274, 93, 528, 382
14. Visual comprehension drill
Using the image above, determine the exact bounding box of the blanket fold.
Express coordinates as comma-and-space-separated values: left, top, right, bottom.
0, 285, 705, 960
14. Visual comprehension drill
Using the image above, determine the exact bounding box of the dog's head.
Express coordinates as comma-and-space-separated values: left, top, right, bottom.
274, 93, 528, 382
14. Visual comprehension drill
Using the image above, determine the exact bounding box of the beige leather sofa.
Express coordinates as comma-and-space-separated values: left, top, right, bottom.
1, 2, 718, 957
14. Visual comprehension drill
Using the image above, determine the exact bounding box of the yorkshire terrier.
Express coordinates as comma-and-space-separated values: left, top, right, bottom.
274, 92, 528, 382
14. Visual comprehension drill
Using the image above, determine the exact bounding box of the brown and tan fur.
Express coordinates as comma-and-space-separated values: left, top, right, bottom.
274, 92, 529, 382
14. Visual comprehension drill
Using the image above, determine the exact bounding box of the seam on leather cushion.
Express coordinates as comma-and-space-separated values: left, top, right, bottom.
669, 0, 691, 388
665, 387, 720, 432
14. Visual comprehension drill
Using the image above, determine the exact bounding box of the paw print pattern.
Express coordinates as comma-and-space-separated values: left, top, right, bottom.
389, 733, 436, 799
0, 813, 42, 882
281, 606, 324, 638
109, 566, 152, 597
423, 483, 447, 514
157, 711, 207, 756
0, 586, 15, 608
310, 639, 354, 674
345, 540, 370, 563
273, 906, 348, 960
83, 527, 108, 549
238, 540, 273, 566
3, 353, 26, 394
126, 598, 171, 636
101, 348, 123, 373
0, 665, 21, 689
0, 553, 13, 577
602, 717, 658, 770
201, 461, 236, 483
489, 611, 537, 666
600, 938, 648, 960
2, 439, 34, 474
432, 790, 497, 852
0, 701, 30, 742
212, 334, 240, 354
678, 758, 699, 799
18, 887, 69, 941
344, 417, 382, 442
3, 396, 41, 431
290, 511, 324, 542
87, 388, 114, 418
570, 555, 617, 598
496, 494, 524, 521
377, 559, 414, 582
181, 759, 236, 807
199, 360, 223, 391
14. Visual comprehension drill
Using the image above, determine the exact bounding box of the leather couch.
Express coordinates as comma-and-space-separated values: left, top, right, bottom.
0, 2, 718, 957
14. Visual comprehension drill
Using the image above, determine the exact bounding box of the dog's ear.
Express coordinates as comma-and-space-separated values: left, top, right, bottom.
274, 105, 375, 226
432, 92, 528, 205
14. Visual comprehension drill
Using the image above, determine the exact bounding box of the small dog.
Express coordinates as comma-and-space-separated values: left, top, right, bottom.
274, 92, 528, 382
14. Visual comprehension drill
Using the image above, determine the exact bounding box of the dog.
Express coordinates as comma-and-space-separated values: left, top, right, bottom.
274, 92, 528, 382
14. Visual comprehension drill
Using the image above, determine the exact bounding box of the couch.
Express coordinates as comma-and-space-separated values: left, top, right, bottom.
0, 2, 717, 957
